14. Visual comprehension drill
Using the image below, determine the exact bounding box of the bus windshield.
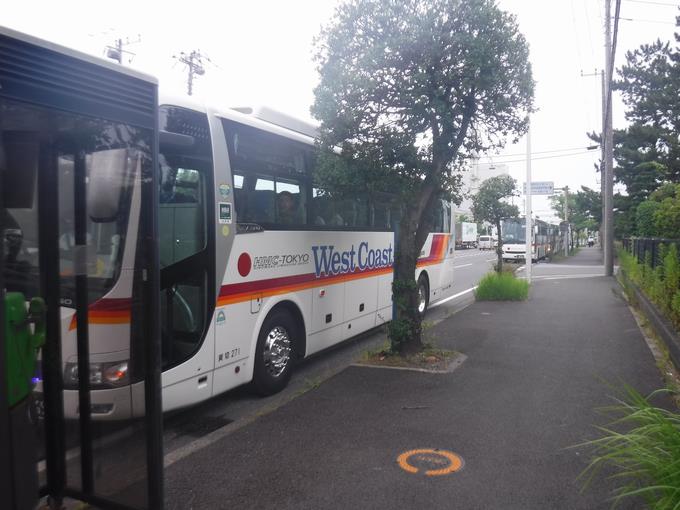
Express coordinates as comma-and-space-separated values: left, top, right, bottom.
2, 100, 140, 304
502, 219, 526, 244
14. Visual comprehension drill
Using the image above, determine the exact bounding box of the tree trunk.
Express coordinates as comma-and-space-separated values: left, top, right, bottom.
495, 219, 503, 273
390, 222, 423, 355
389, 184, 439, 355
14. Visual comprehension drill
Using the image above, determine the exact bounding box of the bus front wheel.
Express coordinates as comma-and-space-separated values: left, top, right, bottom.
253, 309, 296, 396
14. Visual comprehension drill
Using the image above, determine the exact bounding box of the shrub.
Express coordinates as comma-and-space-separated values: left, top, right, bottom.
672, 292, 680, 330
619, 248, 642, 286
475, 271, 529, 301
618, 244, 680, 328
663, 245, 680, 312
579, 386, 680, 509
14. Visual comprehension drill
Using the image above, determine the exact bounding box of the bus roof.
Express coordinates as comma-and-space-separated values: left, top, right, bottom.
0, 25, 157, 85
160, 93, 321, 147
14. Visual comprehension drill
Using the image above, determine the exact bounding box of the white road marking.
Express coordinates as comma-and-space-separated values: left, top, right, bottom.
519, 274, 603, 281
453, 253, 487, 260
454, 263, 473, 269
545, 264, 606, 269
431, 286, 478, 308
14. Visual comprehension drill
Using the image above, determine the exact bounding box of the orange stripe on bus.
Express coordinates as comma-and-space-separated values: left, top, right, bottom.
217, 266, 394, 306
69, 311, 131, 330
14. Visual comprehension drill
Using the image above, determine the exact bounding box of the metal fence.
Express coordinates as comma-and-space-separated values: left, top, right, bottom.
622, 237, 680, 269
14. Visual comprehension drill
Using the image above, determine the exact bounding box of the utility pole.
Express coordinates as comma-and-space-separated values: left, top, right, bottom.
600, 69, 605, 250
525, 119, 532, 284
105, 35, 140, 65
604, 0, 615, 276
564, 186, 569, 257
174, 50, 206, 96
108, 38, 123, 64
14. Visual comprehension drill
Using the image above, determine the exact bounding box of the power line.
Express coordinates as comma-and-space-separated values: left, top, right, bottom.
487, 145, 599, 159
619, 16, 676, 24
583, 0, 596, 61
604, 0, 621, 132
489, 150, 597, 164
622, 0, 679, 7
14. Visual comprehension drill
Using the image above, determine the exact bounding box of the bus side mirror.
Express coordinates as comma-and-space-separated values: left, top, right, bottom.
87, 149, 131, 222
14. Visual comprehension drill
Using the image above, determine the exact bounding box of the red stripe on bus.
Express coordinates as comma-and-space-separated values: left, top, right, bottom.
68, 298, 132, 330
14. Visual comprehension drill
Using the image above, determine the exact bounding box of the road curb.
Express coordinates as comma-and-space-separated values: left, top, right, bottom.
352, 352, 467, 374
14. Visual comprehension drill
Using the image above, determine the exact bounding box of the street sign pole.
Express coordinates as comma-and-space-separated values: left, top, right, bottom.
525, 120, 532, 284
564, 186, 569, 257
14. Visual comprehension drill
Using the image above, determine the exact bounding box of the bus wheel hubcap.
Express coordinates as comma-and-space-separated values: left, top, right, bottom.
418, 284, 427, 314
263, 326, 291, 378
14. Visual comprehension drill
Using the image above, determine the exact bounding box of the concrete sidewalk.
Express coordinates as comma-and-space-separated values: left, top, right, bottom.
159, 268, 667, 509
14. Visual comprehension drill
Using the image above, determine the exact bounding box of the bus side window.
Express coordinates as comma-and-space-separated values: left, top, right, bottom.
442, 202, 451, 233
232, 174, 246, 222
248, 177, 276, 224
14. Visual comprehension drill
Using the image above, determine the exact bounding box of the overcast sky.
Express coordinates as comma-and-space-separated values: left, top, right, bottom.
4, 0, 678, 222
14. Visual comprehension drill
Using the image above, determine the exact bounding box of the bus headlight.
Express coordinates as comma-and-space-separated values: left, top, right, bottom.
64, 360, 129, 389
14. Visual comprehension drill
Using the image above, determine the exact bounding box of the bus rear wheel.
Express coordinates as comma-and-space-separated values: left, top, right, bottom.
253, 309, 296, 396
417, 276, 429, 318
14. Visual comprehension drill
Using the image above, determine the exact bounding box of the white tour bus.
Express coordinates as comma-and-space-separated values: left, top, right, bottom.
500, 217, 560, 263
26, 96, 456, 420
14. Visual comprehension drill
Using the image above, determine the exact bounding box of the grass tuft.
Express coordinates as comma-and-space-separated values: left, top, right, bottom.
474, 271, 529, 301
577, 385, 680, 509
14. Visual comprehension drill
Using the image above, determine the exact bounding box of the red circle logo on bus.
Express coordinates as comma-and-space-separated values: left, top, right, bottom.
237, 253, 252, 277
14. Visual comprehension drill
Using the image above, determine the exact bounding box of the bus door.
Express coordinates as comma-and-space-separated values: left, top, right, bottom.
1, 27, 162, 509
157, 106, 216, 411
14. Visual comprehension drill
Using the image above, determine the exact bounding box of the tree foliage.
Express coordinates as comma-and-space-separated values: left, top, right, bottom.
632, 183, 680, 239
635, 200, 661, 237
610, 20, 680, 237
471, 175, 519, 272
550, 186, 601, 245
313, 0, 534, 353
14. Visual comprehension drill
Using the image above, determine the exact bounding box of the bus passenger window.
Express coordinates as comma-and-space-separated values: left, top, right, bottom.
442, 202, 451, 233
246, 177, 275, 224
275, 180, 305, 225
232, 174, 245, 222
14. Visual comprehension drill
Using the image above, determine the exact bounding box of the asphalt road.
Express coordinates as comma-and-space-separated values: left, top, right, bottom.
163, 247, 498, 461
47, 248, 645, 509
40, 247, 498, 503
156, 248, 665, 509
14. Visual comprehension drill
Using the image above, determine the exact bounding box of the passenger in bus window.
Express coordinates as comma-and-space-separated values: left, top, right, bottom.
277, 190, 298, 224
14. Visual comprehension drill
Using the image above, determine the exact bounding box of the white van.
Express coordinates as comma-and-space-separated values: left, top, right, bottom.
478, 235, 494, 250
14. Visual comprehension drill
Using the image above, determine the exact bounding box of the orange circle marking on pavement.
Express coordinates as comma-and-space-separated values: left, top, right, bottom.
397, 449, 464, 476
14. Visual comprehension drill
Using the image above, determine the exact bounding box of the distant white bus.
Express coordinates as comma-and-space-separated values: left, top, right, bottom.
500, 217, 561, 262
11, 97, 458, 419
